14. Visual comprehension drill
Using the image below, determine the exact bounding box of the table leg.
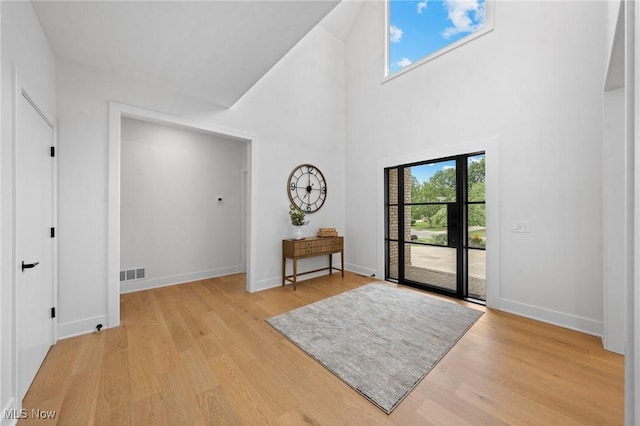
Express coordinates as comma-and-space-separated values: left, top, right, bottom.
282, 256, 286, 286
341, 249, 344, 277
329, 253, 333, 275
293, 258, 297, 291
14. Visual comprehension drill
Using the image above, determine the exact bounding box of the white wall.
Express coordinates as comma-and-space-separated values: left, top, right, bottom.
626, 1, 639, 422
1, 1, 56, 421
602, 0, 628, 359
120, 118, 246, 292
606, 0, 622, 61
345, 1, 606, 335
56, 24, 345, 337
603, 87, 626, 354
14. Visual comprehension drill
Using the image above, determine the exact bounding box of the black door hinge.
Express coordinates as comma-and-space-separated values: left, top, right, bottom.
51, 227, 55, 238
50, 146, 55, 157
51, 307, 56, 318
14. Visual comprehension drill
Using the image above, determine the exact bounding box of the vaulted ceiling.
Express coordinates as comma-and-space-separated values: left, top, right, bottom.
32, 1, 345, 108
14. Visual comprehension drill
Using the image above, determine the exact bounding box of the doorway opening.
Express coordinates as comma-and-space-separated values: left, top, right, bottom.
385, 152, 486, 303
118, 118, 247, 293
107, 102, 255, 329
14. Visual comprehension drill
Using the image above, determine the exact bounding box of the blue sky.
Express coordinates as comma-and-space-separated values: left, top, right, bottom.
389, 0, 486, 74
410, 155, 484, 184
410, 160, 456, 184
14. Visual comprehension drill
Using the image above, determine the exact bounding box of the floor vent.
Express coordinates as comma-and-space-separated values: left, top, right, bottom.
120, 267, 147, 282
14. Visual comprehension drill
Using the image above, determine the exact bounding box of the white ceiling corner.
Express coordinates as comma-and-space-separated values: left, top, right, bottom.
318, 0, 364, 41
32, 0, 341, 108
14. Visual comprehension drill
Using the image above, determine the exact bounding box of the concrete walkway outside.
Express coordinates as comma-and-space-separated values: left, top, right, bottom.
392, 245, 486, 300
409, 245, 485, 279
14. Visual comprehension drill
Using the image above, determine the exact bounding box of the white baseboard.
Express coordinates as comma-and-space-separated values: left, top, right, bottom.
253, 271, 334, 293
253, 276, 284, 292
120, 265, 245, 294
345, 263, 377, 278
253, 262, 349, 293
603, 333, 625, 355
57, 315, 108, 340
1, 397, 17, 426
499, 298, 604, 337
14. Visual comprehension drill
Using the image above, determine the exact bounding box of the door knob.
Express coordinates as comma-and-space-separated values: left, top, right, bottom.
21, 261, 40, 271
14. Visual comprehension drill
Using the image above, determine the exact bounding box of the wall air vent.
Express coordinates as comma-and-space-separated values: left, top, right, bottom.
120, 267, 147, 282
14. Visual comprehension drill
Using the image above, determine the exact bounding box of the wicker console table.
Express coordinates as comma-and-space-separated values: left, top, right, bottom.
282, 236, 344, 290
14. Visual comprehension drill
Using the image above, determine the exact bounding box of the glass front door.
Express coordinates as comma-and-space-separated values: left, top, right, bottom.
385, 153, 486, 302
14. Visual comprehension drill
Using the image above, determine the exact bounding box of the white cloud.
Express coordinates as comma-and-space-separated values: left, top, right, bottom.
443, 165, 455, 170
417, 1, 428, 14
441, 0, 485, 39
396, 58, 413, 68
389, 25, 403, 43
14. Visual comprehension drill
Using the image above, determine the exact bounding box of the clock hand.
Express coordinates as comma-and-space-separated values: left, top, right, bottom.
297, 185, 320, 191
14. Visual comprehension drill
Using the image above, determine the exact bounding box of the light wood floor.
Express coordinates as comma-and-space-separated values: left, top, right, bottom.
21, 272, 624, 425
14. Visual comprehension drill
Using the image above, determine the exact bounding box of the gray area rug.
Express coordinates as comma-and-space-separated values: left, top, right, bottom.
267, 282, 483, 414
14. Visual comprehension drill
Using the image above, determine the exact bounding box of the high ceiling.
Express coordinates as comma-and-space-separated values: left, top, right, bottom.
32, 1, 342, 108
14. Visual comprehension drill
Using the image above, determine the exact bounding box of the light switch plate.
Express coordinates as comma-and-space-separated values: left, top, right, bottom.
512, 221, 531, 233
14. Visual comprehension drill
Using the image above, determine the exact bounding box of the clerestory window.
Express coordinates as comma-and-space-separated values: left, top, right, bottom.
386, 0, 494, 79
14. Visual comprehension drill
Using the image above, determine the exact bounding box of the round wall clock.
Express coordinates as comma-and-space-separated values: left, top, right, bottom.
287, 164, 327, 213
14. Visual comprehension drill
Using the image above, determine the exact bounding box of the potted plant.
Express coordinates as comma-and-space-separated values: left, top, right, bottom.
289, 205, 309, 240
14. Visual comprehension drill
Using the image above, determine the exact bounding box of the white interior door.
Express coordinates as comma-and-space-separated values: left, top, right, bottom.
16, 93, 55, 401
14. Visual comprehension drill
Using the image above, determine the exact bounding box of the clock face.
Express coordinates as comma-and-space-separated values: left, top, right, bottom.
287, 164, 327, 213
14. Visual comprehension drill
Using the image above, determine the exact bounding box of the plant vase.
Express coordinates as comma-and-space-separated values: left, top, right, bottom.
288, 205, 309, 240
292, 225, 304, 240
